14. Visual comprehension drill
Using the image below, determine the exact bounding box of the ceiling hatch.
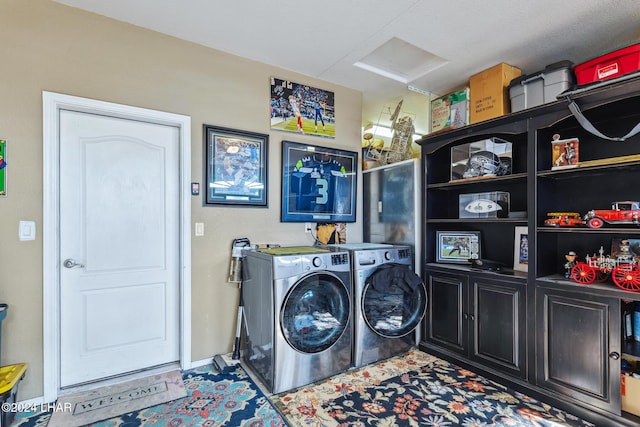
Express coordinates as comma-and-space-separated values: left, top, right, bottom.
354, 37, 448, 84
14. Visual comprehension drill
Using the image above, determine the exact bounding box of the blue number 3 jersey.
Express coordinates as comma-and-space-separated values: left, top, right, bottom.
291, 155, 350, 215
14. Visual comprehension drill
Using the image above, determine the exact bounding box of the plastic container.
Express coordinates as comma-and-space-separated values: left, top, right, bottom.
509, 61, 574, 112
0, 304, 6, 366
574, 42, 640, 85
0, 363, 27, 427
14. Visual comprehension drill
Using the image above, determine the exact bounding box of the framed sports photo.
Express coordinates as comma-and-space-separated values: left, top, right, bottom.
204, 125, 268, 207
513, 226, 528, 272
281, 141, 357, 222
436, 231, 481, 264
270, 77, 335, 138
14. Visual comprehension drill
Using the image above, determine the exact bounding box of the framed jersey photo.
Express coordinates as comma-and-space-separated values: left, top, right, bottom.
281, 141, 357, 223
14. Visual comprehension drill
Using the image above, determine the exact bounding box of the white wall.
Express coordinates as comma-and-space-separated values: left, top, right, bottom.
0, 0, 362, 399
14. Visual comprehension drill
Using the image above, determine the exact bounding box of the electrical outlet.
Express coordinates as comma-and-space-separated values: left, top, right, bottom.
305, 222, 313, 234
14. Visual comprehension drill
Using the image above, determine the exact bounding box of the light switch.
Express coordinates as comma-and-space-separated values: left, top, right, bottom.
19, 221, 36, 241
195, 222, 204, 236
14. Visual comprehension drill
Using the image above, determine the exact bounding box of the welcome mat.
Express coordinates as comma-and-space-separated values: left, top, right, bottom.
47, 370, 186, 427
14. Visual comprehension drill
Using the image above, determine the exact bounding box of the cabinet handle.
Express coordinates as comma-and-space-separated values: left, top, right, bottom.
463, 313, 468, 320
609, 352, 620, 360
469, 314, 475, 321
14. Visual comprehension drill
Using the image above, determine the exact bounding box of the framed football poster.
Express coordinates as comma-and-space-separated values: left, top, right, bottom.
281, 141, 357, 222
203, 125, 268, 207
270, 77, 335, 138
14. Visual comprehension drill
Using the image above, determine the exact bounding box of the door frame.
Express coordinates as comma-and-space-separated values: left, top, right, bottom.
42, 91, 192, 403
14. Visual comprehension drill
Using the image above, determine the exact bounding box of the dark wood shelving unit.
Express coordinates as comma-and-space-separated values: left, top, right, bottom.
417, 75, 640, 427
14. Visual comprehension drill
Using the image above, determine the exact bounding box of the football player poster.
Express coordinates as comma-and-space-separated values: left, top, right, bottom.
281, 141, 357, 222
270, 77, 335, 138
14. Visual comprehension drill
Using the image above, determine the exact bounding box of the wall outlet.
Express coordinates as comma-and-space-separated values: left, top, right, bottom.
305, 222, 313, 234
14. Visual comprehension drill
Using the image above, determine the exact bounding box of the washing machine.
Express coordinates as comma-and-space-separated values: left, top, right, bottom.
329, 243, 427, 368
241, 246, 352, 394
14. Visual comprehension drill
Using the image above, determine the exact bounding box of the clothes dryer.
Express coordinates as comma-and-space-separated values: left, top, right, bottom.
241, 246, 352, 394
329, 243, 426, 368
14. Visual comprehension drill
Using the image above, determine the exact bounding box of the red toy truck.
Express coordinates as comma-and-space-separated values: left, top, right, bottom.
584, 201, 640, 228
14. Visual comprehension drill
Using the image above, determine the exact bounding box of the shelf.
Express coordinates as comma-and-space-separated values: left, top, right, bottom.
537, 226, 640, 235
537, 159, 640, 179
429, 218, 527, 224
428, 172, 527, 189
623, 341, 640, 359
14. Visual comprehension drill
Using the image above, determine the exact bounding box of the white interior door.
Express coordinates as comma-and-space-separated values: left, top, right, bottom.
59, 110, 180, 387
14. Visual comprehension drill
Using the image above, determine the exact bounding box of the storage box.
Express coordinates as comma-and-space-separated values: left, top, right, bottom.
469, 63, 522, 123
430, 88, 470, 133
450, 137, 513, 181
459, 191, 509, 218
622, 373, 640, 417
575, 42, 640, 85
0, 363, 27, 427
509, 61, 574, 112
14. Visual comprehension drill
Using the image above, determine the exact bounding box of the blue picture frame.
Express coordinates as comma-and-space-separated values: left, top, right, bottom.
281, 141, 357, 223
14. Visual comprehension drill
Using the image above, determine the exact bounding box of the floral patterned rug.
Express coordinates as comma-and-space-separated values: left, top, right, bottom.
270, 348, 595, 427
12, 364, 286, 427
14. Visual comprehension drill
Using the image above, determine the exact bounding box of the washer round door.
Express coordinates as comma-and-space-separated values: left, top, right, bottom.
280, 272, 350, 354
362, 268, 426, 338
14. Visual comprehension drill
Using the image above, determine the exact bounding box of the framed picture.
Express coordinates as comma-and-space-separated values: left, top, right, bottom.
436, 231, 481, 264
281, 141, 357, 222
203, 125, 268, 207
513, 226, 529, 272
270, 77, 335, 138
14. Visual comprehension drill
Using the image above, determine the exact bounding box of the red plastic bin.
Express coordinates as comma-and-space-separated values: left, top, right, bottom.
574, 42, 640, 85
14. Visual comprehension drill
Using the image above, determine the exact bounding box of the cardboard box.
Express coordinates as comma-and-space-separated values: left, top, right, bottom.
430, 88, 469, 133
470, 63, 521, 123
622, 374, 640, 416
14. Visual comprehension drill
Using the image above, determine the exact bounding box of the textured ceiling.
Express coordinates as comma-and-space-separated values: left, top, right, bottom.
53, 0, 640, 134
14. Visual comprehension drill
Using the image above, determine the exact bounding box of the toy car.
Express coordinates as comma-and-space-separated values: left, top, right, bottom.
583, 201, 640, 228
544, 212, 585, 227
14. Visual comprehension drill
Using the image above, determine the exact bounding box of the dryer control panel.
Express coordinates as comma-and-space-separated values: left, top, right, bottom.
354, 247, 412, 270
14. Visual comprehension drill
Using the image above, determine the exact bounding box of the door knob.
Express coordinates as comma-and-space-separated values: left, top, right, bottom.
63, 259, 84, 269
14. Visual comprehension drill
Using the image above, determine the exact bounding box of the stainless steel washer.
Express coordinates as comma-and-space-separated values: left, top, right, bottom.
241, 246, 352, 394
329, 243, 426, 368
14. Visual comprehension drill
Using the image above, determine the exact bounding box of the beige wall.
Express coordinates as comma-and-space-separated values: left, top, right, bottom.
0, 0, 363, 399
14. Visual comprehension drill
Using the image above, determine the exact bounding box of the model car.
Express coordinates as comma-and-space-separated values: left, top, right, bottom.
583, 201, 640, 228
544, 212, 585, 227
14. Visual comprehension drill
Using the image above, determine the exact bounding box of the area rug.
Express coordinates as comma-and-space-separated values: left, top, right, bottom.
270, 348, 596, 427
47, 370, 186, 427
13, 364, 287, 427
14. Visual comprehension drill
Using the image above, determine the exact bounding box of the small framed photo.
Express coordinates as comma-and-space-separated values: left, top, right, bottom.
513, 226, 529, 272
203, 125, 268, 207
436, 231, 481, 264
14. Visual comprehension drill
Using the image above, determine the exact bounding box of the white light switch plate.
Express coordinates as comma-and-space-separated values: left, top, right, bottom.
19, 221, 36, 241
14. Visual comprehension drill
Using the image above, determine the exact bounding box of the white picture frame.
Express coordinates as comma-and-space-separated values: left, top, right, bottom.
513, 226, 528, 272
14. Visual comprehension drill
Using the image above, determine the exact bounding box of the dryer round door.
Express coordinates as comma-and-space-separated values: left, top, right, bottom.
362, 269, 426, 338
280, 272, 350, 354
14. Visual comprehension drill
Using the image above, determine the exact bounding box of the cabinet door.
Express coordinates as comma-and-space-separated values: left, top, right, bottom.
472, 277, 527, 378
536, 286, 621, 415
424, 270, 467, 356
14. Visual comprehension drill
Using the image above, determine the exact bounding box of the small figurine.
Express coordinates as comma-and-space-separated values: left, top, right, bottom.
564, 251, 577, 278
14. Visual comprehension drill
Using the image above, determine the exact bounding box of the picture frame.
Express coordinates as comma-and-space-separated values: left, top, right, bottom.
281, 141, 357, 222
270, 77, 335, 138
203, 125, 268, 207
513, 226, 529, 272
436, 231, 481, 264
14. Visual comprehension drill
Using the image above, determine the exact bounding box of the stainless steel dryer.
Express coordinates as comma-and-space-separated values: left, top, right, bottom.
241, 246, 352, 394
329, 243, 426, 368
